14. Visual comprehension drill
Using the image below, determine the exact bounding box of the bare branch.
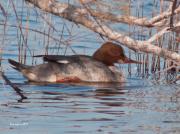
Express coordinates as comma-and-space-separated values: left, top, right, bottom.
25, 0, 180, 63
170, 0, 177, 27
148, 21, 180, 42
1, 72, 27, 102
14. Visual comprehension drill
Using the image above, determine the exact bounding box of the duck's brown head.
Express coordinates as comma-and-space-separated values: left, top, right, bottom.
93, 42, 140, 66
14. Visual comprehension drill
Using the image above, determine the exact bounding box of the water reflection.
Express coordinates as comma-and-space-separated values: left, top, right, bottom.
0, 77, 180, 134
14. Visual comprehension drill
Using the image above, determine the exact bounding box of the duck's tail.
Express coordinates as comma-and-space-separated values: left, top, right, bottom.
8, 59, 29, 71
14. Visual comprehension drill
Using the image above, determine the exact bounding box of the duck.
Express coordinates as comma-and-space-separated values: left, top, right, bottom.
8, 42, 141, 83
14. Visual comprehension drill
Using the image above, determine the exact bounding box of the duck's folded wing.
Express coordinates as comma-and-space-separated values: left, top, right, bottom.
34, 55, 74, 64
34, 55, 93, 64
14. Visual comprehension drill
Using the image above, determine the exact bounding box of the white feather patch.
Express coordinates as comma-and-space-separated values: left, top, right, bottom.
57, 60, 69, 64
27, 73, 37, 80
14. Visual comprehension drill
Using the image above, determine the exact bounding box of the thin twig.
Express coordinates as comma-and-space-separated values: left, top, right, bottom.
1, 72, 27, 102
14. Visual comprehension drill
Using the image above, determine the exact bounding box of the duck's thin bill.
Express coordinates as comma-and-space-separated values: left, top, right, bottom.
118, 57, 142, 64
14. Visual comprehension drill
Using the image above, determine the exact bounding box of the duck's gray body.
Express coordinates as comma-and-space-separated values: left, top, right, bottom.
8, 55, 125, 83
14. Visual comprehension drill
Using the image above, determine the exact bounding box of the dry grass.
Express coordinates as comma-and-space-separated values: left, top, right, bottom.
0, 0, 179, 82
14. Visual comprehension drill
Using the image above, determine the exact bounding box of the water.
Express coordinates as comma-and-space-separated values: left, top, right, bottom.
0, 76, 179, 134
0, 0, 180, 134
